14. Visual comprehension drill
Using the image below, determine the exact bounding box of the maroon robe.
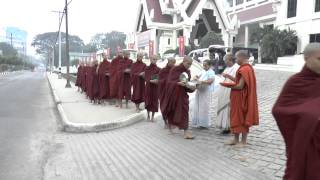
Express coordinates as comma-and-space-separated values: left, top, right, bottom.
87, 65, 99, 101
161, 64, 194, 130
118, 57, 133, 100
131, 60, 147, 104
109, 57, 121, 98
272, 66, 320, 180
75, 65, 83, 87
144, 63, 160, 112
158, 65, 173, 120
97, 59, 110, 100
84, 66, 90, 93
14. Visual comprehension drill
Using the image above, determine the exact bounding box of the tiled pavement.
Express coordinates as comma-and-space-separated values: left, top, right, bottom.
44, 70, 294, 180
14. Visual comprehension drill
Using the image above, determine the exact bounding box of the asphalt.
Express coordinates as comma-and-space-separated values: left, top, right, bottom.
0, 71, 59, 180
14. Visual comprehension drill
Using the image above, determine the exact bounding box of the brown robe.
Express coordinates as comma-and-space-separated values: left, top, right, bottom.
97, 59, 110, 100
87, 65, 99, 101
75, 65, 83, 87
144, 63, 160, 112
158, 65, 173, 120
118, 57, 133, 100
131, 60, 147, 104
161, 63, 194, 129
272, 66, 320, 180
109, 56, 121, 98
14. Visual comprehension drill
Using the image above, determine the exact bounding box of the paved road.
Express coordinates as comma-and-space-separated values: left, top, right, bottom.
0, 71, 59, 180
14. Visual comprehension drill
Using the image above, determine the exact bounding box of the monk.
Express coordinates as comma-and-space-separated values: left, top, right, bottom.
144, 55, 161, 121
272, 43, 320, 180
75, 60, 84, 92
158, 57, 176, 127
220, 50, 259, 147
81, 61, 88, 94
87, 60, 99, 103
118, 51, 133, 108
109, 51, 123, 105
161, 56, 196, 139
97, 53, 110, 104
131, 52, 147, 112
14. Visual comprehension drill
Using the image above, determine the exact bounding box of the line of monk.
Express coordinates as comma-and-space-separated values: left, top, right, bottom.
75, 52, 196, 139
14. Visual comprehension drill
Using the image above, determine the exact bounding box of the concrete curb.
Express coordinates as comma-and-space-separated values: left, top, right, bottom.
46, 73, 146, 133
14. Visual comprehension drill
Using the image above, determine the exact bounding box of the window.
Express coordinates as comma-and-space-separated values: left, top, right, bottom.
168, 38, 170, 45
310, 33, 320, 43
227, 0, 233, 7
287, 0, 297, 18
316, 0, 320, 12
236, 0, 243, 5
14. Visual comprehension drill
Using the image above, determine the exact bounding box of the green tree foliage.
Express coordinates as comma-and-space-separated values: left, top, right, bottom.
251, 26, 297, 63
199, 31, 224, 48
88, 31, 126, 57
32, 32, 85, 66
0, 42, 35, 71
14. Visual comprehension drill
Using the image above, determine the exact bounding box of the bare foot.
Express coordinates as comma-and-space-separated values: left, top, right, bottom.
234, 142, 247, 148
184, 132, 195, 140
224, 140, 238, 146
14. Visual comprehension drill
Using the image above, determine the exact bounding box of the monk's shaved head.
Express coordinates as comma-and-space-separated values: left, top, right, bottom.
182, 56, 193, 69
236, 50, 249, 59
167, 57, 176, 67
150, 55, 158, 64
236, 50, 249, 65
303, 43, 320, 74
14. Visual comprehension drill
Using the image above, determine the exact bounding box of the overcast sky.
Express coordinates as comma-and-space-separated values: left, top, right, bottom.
0, 0, 140, 54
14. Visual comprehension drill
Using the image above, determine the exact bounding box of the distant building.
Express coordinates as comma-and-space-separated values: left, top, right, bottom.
128, 0, 239, 56
274, 0, 320, 53
225, 0, 277, 49
0, 27, 27, 56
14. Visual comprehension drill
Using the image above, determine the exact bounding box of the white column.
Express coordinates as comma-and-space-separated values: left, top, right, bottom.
172, 14, 178, 49
244, 25, 249, 48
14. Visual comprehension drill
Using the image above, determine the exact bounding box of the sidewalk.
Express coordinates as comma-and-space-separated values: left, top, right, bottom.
47, 73, 145, 132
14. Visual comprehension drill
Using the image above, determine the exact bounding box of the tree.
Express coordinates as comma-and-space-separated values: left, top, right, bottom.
32, 32, 85, 66
199, 31, 224, 48
251, 27, 297, 63
88, 31, 126, 57
0, 42, 18, 57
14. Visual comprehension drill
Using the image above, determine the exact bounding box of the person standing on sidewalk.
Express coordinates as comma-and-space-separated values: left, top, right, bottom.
131, 52, 147, 112
75, 60, 84, 92
118, 51, 133, 108
97, 53, 110, 104
220, 50, 259, 147
272, 43, 320, 180
158, 57, 176, 128
216, 54, 239, 134
109, 51, 123, 106
161, 56, 196, 139
192, 60, 215, 129
87, 60, 100, 103
144, 55, 160, 122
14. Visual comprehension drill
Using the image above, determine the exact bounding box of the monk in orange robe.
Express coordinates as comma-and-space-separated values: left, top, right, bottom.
97, 53, 110, 103
118, 50, 133, 108
144, 55, 161, 121
220, 50, 259, 147
158, 57, 176, 128
161, 56, 195, 139
131, 52, 147, 112
272, 43, 320, 180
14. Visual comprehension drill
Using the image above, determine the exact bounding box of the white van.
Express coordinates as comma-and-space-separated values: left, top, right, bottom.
188, 48, 208, 63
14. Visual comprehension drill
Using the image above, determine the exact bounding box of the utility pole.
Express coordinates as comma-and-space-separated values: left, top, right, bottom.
51, 10, 63, 79
65, 0, 71, 88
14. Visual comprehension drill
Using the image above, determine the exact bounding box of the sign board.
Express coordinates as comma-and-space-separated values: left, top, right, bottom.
137, 30, 151, 48
149, 40, 154, 57
179, 36, 185, 57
